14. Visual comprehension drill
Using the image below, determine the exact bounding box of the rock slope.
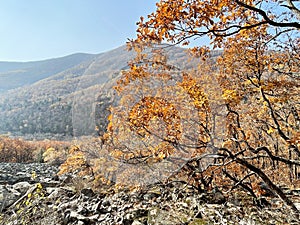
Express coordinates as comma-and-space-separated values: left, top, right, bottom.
0, 163, 59, 210
0, 163, 299, 225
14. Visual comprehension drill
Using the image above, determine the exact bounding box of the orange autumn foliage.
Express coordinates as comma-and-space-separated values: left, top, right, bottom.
60, 1, 300, 214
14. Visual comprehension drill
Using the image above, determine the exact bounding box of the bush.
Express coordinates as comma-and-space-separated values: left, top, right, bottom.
0, 136, 71, 163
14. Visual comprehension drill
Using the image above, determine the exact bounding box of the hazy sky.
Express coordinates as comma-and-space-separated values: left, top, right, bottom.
0, 0, 158, 61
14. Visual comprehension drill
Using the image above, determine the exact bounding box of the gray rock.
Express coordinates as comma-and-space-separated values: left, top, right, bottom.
132, 220, 144, 225
12, 181, 32, 194
80, 188, 94, 197
0, 162, 299, 225
0, 162, 59, 213
0, 185, 21, 210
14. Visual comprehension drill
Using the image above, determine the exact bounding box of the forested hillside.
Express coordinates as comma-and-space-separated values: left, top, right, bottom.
0, 45, 207, 139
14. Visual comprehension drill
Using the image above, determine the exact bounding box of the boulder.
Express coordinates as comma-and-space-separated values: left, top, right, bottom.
0, 185, 21, 210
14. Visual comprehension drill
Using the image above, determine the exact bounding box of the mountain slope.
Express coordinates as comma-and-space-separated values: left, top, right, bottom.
0, 53, 96, 93
0, 46, 221, 139
0, 46, 136, 139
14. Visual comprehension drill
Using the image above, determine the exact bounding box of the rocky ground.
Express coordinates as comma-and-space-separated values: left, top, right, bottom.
0, 163, 299, 225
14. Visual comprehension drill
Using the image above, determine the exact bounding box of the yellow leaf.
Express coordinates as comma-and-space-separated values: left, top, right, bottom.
267, 127, 274, 134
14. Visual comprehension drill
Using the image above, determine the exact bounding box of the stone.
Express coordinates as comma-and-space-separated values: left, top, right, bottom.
0, 162, 299, 224
0, 182, 34, 210
0, 185, 21, 209
132, 220, 143, 225
12, 181, 32, 194
295, 202, 300, 210
81, 187, 95, 197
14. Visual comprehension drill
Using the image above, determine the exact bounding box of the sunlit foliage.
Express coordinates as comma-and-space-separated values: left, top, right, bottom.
102, 0, 300, 215
59, 0, 300, 216
0, 136, 70, 163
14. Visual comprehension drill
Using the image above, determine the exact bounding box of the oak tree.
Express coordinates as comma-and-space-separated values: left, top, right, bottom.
53, 0, 300, 218
102, 0, 300, 216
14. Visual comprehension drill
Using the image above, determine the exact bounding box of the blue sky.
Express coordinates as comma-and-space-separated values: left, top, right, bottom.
0, 0, 158, 61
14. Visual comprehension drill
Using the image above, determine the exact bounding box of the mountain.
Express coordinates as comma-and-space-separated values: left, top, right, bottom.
0, 46, 137, 139
0, 53, 96, 93
0, 45, 221, 140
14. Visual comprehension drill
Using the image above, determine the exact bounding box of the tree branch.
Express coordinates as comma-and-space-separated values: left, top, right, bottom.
285, 0, 300, 20
235, 0, 300, 29
220, 147, 300, 217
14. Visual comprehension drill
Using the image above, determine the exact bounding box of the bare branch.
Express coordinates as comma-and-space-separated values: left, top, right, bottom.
285, 0, 300, 20
235, 0, 300, 29
222, 170, 257, 198
221, 147, 300, 216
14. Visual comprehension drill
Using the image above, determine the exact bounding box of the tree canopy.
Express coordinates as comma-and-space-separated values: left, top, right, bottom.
63, 0, 300, 218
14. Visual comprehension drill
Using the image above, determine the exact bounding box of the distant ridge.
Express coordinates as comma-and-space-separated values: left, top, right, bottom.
0, 53, 97, 92
0, 45, 136, 138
